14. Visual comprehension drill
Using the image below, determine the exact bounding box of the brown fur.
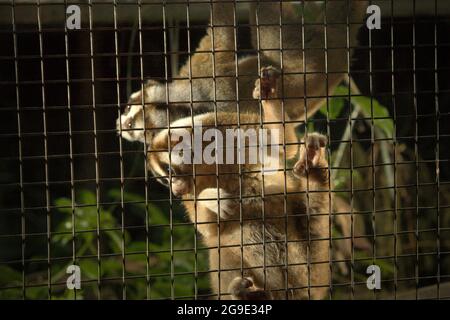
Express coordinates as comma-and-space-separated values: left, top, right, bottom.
148, 69, 331, 299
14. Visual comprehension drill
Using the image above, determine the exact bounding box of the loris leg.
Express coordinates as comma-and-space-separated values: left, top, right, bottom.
124, 1, 238, 103
177, 0, 236, 79
252, 1, 368, 121
228, 277, 272, 300
253, 66, 298, 161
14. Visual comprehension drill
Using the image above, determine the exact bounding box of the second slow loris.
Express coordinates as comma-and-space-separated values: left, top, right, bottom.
118, 0, 368, 147
148, 68, 331, 299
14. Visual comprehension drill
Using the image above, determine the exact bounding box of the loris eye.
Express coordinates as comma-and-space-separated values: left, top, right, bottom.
162, 164, 176, 176
127, 106, 131, 111
127, 121, 133, 128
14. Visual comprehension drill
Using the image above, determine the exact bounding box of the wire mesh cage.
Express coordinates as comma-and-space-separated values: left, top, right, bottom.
0, 0, 449, 300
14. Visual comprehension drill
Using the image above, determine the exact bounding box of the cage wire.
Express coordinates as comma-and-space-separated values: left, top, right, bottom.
0, 0, 449, 300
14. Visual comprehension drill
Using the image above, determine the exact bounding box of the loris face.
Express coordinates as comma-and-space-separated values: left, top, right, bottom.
116, 90, 147, 142
148, 151, 193, 197
116, 80, 165, 144
147, 122, 193, 197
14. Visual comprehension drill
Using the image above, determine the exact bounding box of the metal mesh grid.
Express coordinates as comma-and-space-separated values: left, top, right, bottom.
0, 0, 449, 300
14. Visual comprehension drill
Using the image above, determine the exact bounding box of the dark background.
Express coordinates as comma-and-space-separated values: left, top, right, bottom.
0, 2, 449, 299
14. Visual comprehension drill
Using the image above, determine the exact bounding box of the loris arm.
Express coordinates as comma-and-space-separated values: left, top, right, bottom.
253, 66, 298, 161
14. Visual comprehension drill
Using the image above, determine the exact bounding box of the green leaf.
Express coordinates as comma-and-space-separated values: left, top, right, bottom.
54, 197, 73, 214
320, 85, 349, 119
324, 85, 394, 137
108, 189, 168, 226
127, 241, 147, 252
352, 96, 394, 138
0, 266, 22, 286
78, 190, 97, 206
79, 259, 100, 279
107, 230, 125, 253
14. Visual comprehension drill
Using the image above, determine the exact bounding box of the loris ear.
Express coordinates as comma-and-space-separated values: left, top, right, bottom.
152, 125, 193, 151
127, 90, 143, 106
142, 80, 167, 105
124, 83, 154, 117
128, 78, 161, 105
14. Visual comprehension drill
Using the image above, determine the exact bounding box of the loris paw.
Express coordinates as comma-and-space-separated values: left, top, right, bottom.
252, 66, 280, 100
228, 277, 270, 300
293, 133, 328, 179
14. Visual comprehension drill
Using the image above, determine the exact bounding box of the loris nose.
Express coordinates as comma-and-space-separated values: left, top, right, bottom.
172, 189, 182, 197
123, 118, 132, 129
172, 184, 187, 197
116, 117, 128, 134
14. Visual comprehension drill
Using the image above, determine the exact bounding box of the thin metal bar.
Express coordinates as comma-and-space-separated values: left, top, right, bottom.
87, 0, 102, 300
254, 0, 263, 295
63, 0, 77, 300
345, 0, 355, 301
368, 0, 377, 301
229, 0, 240, 299
277, 0, 290, 300
112, 0, 126, 300
326, 3, 338, 299
4, 64, 450, 83
11, 0, 27, 300
434, 0, 441, 300
3, 270, 449, 297
36, 0, 52, 299
208, 0, 239, 300
0, 195, 450, 222
390, 0, 399, 300
237, 0, 245, 297
209, 0, 221, 300
412, 0, 420, 300
183, 0, 198, 301
2, 238, 449, 268
299, 0, 311, 300
135, 1, 151, 301
161, 1, 176, 300
2, 169, 449, 198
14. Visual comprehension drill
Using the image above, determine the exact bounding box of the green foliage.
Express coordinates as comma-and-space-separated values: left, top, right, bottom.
319, 85, 394, 138
319, 85, 348, 120
0, 266, 21, 288
0, 189, 208, 299
352, 96, 394, 138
